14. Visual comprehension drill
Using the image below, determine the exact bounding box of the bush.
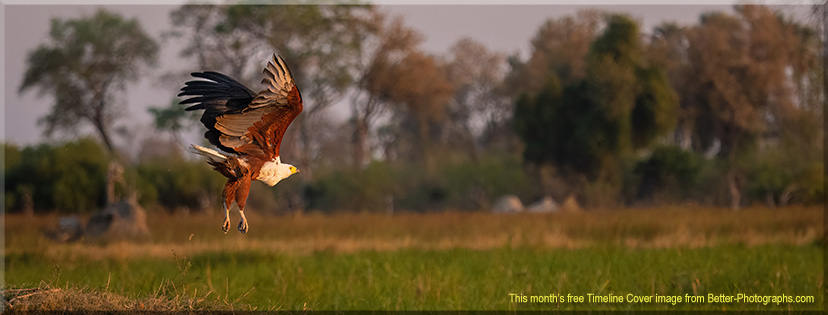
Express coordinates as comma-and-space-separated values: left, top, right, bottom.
439, 155, 536, 210
305, 162, 397, 212
4, 139, 108, 213
3, 139, 233, 214
134, 157, 226, 212
743, 151, 824, 206
305, 156, 536, 213
632, 146, 706, 204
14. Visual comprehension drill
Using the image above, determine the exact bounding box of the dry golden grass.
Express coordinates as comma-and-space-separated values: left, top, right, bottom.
1, 283, 227, 313
4, 286, 166, 312
5, 205, 822, 261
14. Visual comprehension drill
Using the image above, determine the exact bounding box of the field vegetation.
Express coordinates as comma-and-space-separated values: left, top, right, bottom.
4, 206, 823, 311
4, 3, 825, 312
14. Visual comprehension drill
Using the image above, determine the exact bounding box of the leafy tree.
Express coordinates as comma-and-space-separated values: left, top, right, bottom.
19, 9, 158, 154
742, 13, 823, 206
649, 23, 706, 151
513, 14, 677, 206
645, 6, 823, 208
503, 10, 603, 98
505, 11, 605, 199
349, 11, 423, 169
681, 6, 815, 209
444, 38, 508, 160
512, 77, 563, 168
631, 66, 678, 149
375, 51, 454, 174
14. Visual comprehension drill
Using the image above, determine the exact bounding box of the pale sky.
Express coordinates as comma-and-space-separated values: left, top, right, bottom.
3, 3, 809, 152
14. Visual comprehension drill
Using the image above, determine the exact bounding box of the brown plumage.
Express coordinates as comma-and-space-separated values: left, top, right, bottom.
180, 54, 303, 234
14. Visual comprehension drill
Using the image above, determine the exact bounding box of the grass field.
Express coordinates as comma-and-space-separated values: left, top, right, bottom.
3, 206, 824, 311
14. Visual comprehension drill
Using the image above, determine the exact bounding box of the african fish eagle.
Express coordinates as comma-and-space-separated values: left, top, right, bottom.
179, 54, 303, 234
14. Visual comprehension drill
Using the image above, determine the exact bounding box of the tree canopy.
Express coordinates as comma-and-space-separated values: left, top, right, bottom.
20, 9, 158, 154
512, 14, 678, 204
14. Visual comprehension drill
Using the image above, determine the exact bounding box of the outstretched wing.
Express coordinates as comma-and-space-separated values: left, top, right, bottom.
179, 71, 257, 154
180, 54, 303, 160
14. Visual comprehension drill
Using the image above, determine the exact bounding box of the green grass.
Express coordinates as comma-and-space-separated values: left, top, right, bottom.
4, 207, 823, 311
5, 245, 822, 311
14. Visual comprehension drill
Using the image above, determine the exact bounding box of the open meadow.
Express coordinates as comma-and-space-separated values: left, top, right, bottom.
2, 206, 824, 311
4, 2, 826, 313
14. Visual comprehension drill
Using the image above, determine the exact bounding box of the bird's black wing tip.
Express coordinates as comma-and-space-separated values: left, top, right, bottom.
183, 103, 205, 111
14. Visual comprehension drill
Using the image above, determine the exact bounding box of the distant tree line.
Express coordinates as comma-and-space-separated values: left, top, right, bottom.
5, 5, 823, 214
510, 7, 823, 208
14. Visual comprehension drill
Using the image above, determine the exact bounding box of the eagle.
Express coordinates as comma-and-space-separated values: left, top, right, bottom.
179, 54, 303, 234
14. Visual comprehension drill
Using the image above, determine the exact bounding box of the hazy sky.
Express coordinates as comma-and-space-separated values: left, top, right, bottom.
4, 3, 791, 150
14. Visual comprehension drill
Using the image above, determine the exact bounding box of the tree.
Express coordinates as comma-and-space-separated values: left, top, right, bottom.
503, 10, 603, 98
168, 5, 260, 83
743, 7, 823, 206
513, 14, 677, 206
512, 77, 563, 168
349, 11, 423, 169
683, 6, 808, 209
649, 23, 705, 151
444, 37, 508, 160
19, 9, 159, 154
504, 10, 605, 199
376, 51, 454, 173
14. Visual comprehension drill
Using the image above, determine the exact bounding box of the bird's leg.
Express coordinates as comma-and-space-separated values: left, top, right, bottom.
221, 197, 231, 234
238, 208, 249, 234
234, 178, 251, 234
237, 194, 249, 234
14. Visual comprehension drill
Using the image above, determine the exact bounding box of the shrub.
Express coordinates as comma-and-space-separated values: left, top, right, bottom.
134, 157, 225, 212
4, 138, 108, 213
305, 161, 397, 212
305, 156, 536, 213
632, 146, 706, 204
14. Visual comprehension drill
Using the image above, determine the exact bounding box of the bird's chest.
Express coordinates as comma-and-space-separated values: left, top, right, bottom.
255, 159, 286, 186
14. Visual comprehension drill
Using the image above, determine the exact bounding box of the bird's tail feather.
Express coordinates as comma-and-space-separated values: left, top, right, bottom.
190, 144, 227, 164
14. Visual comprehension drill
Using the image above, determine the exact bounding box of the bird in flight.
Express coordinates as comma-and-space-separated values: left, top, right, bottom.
179, 54, 303, 234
